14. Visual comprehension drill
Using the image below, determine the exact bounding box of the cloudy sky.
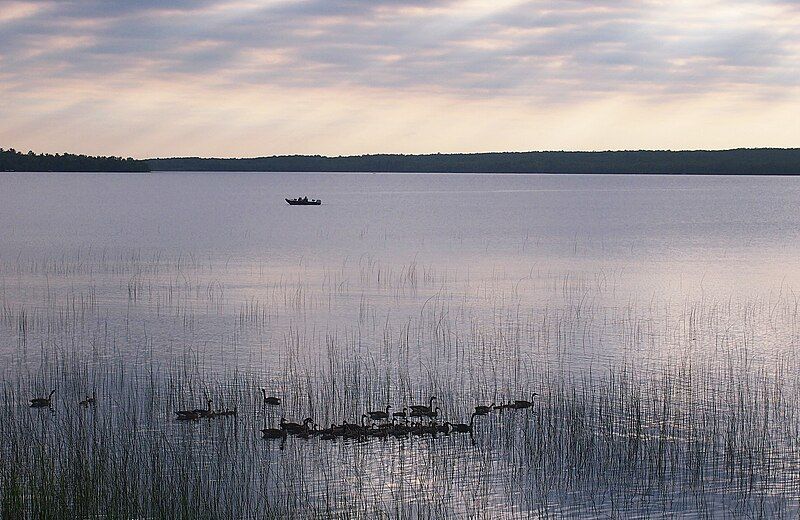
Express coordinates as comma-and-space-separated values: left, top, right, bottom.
1, 0, 798, 157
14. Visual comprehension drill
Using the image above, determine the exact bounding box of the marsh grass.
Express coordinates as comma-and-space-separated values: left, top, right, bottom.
1, 250, 799, 518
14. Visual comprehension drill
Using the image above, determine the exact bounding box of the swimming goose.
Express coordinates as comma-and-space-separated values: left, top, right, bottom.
366, 405, 391, 422
79, 392, 96, 407
30, 390, 55, 408
513, 394, 539, 409
261, 389, 281, 406
449, 412, 481, 433
474, 403, 494, 415
176, 399, 212, 418
410, 397, 437, 414
261, 426, 287, 439
280, 417, 313, 434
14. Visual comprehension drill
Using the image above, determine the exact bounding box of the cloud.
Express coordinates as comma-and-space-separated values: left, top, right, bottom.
1, 0, 796, 97
0, 0, 798, 155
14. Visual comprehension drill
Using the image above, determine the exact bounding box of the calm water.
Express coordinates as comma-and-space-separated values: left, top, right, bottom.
2, 172, 800, 518
2, 172, 799, 366
3, 171, 800, 284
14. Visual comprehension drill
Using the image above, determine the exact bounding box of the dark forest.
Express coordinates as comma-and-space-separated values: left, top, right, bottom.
4, 147, 800, 174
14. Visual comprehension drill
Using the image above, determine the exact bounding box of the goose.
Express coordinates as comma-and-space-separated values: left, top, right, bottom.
79, 392, 96, 407
392, 407, 408, 420
411, 406, 440, 419
513, 394, 539, 409
280, 417, 313, 434
176, 399, 212, 418
261, 389, 281, 406
449, 412, 481, 433
474, 403, 495, 415
280, 417, 302, 432
176, 410, 201, 421
330, 423, 347, 435
261, 427, 287, 439
338, 419, 367, 439
410, 397, 437, 414
410, 406, 439, 420
366, 405, 391, 422
198, 399, 214, 418
30, 390, 55, 408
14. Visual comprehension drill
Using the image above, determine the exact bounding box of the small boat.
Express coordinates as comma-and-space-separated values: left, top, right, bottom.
286, 197, 321, 205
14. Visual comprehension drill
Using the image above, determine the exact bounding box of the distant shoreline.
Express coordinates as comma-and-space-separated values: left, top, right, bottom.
149, 148, 800, 175
4, 148, 800, 175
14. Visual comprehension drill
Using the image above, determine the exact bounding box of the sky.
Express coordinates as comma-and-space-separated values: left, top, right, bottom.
0, 0, 798, 157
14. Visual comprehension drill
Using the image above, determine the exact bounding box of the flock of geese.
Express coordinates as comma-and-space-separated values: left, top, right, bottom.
259, 390, 539, 441
29, 388, 538, 442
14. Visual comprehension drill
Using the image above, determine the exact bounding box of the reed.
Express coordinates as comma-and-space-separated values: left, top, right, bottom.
1, 248, 799, 518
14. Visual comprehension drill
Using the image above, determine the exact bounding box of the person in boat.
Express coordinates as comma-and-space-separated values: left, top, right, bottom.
303, 196, 308, 202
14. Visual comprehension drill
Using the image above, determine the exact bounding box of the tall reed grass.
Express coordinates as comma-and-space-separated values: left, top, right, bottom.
1, 249, 798, 518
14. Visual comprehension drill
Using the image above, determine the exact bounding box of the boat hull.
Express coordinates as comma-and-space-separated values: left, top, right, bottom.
286, 199, 321, 205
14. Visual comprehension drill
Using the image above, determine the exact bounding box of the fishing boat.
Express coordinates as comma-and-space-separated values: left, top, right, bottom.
286, 197, 321, 205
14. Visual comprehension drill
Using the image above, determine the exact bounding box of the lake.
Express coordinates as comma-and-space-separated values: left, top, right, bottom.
1, 171, 799, 518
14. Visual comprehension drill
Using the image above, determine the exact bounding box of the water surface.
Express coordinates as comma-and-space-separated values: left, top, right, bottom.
1, 172, 799, 518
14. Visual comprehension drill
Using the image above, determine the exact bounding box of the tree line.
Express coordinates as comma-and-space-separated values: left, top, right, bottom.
148, 148, 800, 174
0, 148, 150, 172
4, 147, 800, 174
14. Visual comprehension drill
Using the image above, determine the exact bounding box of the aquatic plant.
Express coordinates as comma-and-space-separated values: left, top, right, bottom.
1, 249, 799, 518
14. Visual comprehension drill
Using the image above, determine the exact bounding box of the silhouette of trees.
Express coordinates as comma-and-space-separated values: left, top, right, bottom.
0, 148, 150, 172
147, 149, 800, 175
4, 147, 800, 175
